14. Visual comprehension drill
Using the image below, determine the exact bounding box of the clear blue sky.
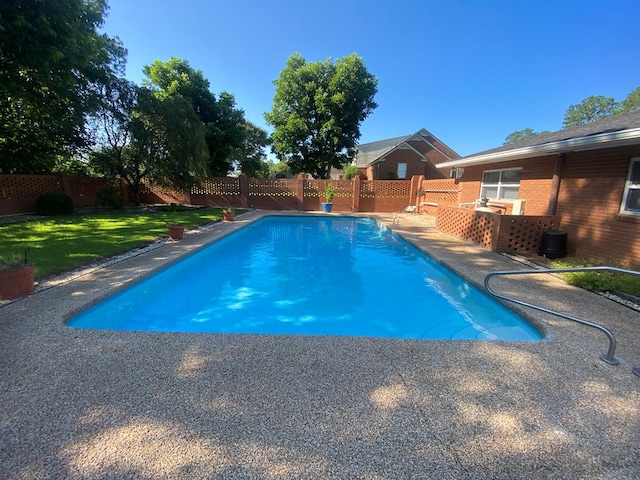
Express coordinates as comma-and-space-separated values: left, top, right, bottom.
103, 0, 640, 157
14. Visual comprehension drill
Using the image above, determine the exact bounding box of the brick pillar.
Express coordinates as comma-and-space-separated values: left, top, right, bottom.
352, 176, 361, 212
119, 178, 130, 204
239, 174, 249, 208
296, 174, 305, 210
409, 175, 424, 207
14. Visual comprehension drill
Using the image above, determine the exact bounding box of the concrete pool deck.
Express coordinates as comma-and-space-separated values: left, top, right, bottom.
1, 210, 638, 479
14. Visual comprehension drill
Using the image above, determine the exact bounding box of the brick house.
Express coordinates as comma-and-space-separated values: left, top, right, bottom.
352, 128, 459, 180
434, 110, 640, 266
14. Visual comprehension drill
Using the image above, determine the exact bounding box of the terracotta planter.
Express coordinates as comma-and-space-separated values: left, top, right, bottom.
223, 210, 235, 221
0, 264, 35, 300
168, 224, 185, 240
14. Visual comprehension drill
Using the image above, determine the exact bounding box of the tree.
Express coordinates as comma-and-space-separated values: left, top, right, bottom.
271, 161, 291, 178
265, 52, 378, 179
0, 0, 126, 173
342, 165, 360, 180
142, 57, 246, 176
90, 85, 209, 204
562, 95, 620, 128
620, 86, 640, 113
229, 121, 271, 177
504, 128, 551, 144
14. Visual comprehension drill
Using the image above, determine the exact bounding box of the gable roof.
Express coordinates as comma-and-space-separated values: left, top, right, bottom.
437, 110, 640, 169
355, 128, 458, 167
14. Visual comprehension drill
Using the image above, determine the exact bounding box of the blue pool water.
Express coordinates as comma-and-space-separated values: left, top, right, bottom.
68, 216, 542, 340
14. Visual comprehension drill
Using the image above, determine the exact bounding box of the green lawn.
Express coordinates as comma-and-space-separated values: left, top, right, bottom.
550, 258, 640, 297
0, 208, 228, 278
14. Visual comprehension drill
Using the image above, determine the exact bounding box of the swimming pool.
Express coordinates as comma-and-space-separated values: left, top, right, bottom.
68, 216, 542, 340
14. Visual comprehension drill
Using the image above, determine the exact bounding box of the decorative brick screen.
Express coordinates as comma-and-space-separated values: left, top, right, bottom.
68, 176, 114, 197
419, 178, 460, 206
0, 175, 62, 199
248, 178, 296, 197
495, 215, 561, 256
360, 180, 410, 198
437, 207, 498, 249
304, 180, 352, 198
192, 178, 241, 195
436, 206, 560, 256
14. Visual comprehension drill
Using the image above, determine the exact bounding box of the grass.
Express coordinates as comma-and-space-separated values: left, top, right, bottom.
0, 207, 230, 278
550, 258, 640, 297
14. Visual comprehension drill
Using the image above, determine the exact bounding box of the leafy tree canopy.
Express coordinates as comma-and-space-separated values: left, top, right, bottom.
0, 0, 126, 173
265, 52, 378, 179
143, 57, 246, 176
562, 95, 619, 128
90, 82, 209, 203
620, 86, 640, 113
230, 121, 271, 177
504, 128, 551, 145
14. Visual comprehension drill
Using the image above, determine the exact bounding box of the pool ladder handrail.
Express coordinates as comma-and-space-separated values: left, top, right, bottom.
484, 266, 640, 375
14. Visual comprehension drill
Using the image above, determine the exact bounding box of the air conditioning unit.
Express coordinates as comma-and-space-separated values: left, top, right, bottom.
449, 168, 464, 179
512, 199, 525, 215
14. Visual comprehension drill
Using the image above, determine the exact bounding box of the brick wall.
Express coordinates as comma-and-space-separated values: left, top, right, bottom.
455, 158, 556, 216
555, 147, 640, 266
435, 145, 640, 266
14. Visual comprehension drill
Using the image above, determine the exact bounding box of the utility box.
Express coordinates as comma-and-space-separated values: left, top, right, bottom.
540, 230, 567, 259
512, 199, 526, 215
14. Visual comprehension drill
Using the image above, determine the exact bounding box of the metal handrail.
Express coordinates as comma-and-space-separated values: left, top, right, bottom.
484, 266, 640, 369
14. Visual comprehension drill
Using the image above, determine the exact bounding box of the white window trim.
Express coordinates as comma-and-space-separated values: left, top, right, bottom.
480, 167, 522, 201
620, 157, 640, 215
397, 162, 408, 179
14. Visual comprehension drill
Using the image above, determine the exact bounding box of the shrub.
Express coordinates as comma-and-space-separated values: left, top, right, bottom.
95, 185, 124, 209
343, 165, 360, 180
325, 183, 335, 203
35, 192, 74, 215
156, 203, 190, 212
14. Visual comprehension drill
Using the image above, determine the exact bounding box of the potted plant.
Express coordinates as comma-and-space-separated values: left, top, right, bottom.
322, 183, 335, 212
167, 223, 185, 240
222, 206, 235, 222
0, 249, 35, 300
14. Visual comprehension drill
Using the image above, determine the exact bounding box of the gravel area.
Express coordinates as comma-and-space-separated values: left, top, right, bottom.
1, 210, 639, 479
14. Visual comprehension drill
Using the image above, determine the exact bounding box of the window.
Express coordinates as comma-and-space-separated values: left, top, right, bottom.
397, 163, 407, 179
480, 168, 521, 200
621, 157, 640, 215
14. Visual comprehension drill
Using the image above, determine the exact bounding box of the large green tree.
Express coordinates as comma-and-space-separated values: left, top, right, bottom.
504, 128, 551, 145
562, 95, 620, 128
230, 121, 271, 177
142, 57, 246, 176
265, 52, 378, 179
620, 86, 640, 113
0, 0, 126, 173
90, 84, 209, 203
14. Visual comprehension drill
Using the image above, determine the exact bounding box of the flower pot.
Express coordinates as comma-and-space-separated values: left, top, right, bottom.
223, 210, 235, 221
0, 264, 35, 300
168, 224, 185, 240
322, 203, 333, 212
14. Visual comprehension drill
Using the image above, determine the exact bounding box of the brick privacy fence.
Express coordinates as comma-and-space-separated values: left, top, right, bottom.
0, 174, 418, 215
1, 173, 560, 258
0, 174, 117, 215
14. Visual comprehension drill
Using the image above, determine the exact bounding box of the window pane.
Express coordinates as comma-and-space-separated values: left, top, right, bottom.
500, 186, 520, 200
482, 171, 500, 183
397, 163, 407, 179
630, 161, 640, 184
481, 186, 498, 198
501, 169, 522, 183
625, 188, 640, 212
